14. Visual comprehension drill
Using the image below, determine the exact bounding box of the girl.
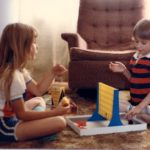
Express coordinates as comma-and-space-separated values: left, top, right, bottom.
109, 19, 150, 123
0, 23, 70, 141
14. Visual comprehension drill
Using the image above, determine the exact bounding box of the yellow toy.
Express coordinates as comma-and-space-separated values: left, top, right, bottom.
61, 97, 70, 107
50, 86, 65, 107
89, 82, 122, 126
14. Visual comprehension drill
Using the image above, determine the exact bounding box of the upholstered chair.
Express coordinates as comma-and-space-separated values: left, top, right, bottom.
62, 0, 145, 90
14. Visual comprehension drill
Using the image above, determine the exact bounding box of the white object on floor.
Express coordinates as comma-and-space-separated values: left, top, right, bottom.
66, 115, 147, 136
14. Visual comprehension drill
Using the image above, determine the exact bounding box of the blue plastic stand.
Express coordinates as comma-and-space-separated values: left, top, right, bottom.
88, 83, 123, 127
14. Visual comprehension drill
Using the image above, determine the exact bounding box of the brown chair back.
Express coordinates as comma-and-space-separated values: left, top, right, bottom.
78, 0, 145, 50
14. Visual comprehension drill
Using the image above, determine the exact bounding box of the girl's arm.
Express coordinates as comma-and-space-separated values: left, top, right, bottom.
125, 93, 150, 120
26, 64, 68, 96
11, 98, 70, 121
109, 61, 131, 80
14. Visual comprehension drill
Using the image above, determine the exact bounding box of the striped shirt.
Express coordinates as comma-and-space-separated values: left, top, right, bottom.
129, 52, 150, 106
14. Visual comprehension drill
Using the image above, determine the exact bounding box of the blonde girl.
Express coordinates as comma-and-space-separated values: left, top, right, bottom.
0, 23, 69, 141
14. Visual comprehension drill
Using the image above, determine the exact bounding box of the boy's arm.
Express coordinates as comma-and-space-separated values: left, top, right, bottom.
109, 61, 131, 80
125, 93, 150, 120
136, 93, 150, 110
122, 68, 131, 80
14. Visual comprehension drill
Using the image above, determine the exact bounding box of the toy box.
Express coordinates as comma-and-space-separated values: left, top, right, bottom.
66, 83, 147, 136
66, 114, 147, 136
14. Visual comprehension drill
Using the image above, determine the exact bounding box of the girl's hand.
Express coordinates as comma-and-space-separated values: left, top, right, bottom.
109, 61, 127, 73
125, 106, 142, 120
61, 96, 78, 114
52, 64, 68, 77
54, 102, 70, 115
70, 101, 78, 114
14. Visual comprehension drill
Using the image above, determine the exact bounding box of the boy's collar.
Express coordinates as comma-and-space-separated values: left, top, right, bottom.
133, 51, 150, 59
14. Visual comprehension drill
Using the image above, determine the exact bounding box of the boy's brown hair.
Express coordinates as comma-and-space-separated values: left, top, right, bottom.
133, 19, 150, 40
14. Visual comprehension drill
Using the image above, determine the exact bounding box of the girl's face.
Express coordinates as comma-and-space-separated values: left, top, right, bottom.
134, 37, 150, 56
29, 38, 38, 60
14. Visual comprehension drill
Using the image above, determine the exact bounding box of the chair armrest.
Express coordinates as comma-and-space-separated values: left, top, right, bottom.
61, 33, 87, 49
70, 47, 135, 61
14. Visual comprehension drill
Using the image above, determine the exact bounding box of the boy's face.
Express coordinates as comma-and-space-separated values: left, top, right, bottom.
134, 37, 150, 56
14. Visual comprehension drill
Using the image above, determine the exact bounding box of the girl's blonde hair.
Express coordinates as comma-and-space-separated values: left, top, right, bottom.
0, 23, 37, 101
133, 19, 150, 40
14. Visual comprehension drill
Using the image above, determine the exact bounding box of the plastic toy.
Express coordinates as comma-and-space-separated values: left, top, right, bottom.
61, 96, 70, 107
66, 82, 147, 136
88, 82, 122, 126
50, 86, 65, 107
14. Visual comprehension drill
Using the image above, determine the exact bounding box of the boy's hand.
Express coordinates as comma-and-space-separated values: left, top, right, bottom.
109, 61, 126, 73
125, 106, 142, 120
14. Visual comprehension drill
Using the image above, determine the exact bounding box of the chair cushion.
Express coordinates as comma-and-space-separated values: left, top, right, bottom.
70, 47, 135, 61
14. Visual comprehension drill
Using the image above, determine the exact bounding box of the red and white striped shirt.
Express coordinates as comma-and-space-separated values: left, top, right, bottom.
129, 52, 150, 106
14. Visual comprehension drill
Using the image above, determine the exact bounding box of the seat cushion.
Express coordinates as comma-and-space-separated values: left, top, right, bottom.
70, 47, 135, 61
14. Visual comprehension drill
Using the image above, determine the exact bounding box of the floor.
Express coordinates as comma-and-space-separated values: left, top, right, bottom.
0, 89, 150, 149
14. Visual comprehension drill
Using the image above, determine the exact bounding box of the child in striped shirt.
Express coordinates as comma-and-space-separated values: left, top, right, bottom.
109, 19, 150, 123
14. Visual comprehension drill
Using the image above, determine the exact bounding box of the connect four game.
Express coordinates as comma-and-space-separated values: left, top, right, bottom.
66, 82, 147, 136
99, 83, 114, 120
88, 82, 122, 126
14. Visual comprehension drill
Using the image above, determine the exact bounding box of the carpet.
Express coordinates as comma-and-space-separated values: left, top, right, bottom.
0, 90, 150, 150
